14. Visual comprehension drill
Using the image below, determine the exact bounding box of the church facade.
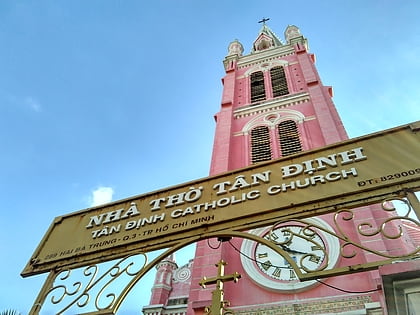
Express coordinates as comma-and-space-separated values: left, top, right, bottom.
142, 23, 419, 315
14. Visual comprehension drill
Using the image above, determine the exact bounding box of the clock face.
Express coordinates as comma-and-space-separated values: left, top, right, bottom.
255, 225, 326, 281
240, 217, 339, 292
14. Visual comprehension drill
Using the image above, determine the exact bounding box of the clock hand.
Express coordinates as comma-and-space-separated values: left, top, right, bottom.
279, 244, 307, 255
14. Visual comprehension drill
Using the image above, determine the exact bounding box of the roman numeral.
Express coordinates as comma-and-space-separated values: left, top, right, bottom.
259, 260, 272, 271
308, 255, 321, 263
311, 245, 322, 251
289, 269, 296, 279
257, 252, 268, 259
281, 228, 291, 237
272, 267, 282, 278
264, 231, 279, 241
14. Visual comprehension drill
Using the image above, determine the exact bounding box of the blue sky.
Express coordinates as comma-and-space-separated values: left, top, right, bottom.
0, 0, 419, 313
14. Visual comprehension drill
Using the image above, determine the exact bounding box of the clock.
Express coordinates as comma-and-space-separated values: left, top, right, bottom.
173, 263, 192, 282
240, 217, 339, 292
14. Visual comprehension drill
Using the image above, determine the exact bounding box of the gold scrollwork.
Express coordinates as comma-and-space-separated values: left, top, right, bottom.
264, 196, 419, 278
333, 197, 419, 260
30, 237, 199, 314
45, 253, 147, 314
266, 222, 329, 273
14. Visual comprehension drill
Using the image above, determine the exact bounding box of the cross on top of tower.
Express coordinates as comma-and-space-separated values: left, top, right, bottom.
258, 17, 270, 24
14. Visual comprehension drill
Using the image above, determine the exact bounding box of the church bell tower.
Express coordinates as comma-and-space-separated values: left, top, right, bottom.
187, 22, 386, 314
144, 22, 416, 315
209, 23, 347, 176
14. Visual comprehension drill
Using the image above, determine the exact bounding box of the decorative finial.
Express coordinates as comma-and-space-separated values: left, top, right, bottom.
199, 260, 241, 315
258, 17, 270, 25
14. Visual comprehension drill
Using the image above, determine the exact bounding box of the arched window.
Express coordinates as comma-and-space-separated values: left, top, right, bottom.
278, 120, 302, 156
250, 126, 272, 163
245, 111, 304, 164
250, 71, 266, 103
270, 66, 289, 97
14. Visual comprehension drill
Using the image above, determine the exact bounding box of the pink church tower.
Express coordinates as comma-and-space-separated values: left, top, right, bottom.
143, 255, 193, 315
188, 23, 385, 315
144, 23, 417, 315
148, 255, 177, 306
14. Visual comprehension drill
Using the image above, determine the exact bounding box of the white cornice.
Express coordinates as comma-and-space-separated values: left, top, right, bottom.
151, 283, 172, 291
233, 92, 310, 119
238, 45, 296, 69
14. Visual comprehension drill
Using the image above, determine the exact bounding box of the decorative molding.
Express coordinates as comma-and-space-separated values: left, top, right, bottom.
231, 115, 315, 137
240, 109, 306, 134
243, 60, 289, 77
233, 92, 310, 120
236, 61, 298, 79
237, 46, 296, 70
233, 295, 374, 314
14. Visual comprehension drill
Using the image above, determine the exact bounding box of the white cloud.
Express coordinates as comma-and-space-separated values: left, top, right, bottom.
90, 186, 114, 207
25, 96, 42, 112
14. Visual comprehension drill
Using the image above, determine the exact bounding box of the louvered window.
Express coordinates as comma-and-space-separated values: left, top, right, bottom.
271, 66, 289, 97
250, 71, 266, 103
250, 126, 272, 163
278, 120, 302, 157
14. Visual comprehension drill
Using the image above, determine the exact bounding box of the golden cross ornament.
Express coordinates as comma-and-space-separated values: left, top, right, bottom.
199, 260, 241, 315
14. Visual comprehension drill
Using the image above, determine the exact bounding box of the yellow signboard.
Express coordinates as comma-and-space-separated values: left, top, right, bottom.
22, 122, 420, 276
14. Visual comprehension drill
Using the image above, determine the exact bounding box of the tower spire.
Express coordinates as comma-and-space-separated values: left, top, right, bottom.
252, 19, 283, 52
